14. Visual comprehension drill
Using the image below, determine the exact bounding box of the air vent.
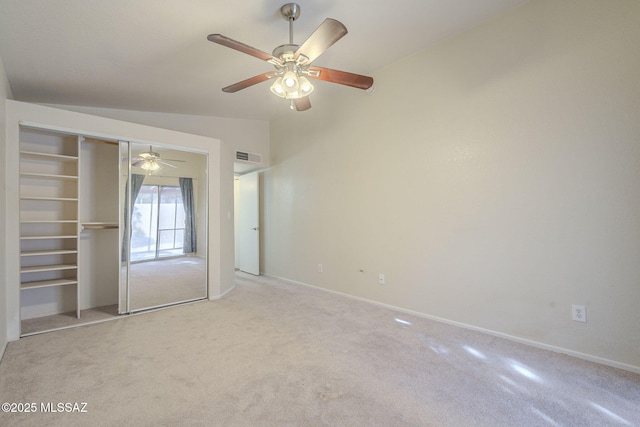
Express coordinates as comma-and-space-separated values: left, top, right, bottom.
235, 151, 262, 164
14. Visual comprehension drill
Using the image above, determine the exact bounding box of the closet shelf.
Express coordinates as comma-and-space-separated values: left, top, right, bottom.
20, 172, 78, 180
20, 279, 78, 290
21, 235, 78, 240
21, 264, 77, 274
21, 249, 78, 257
20, 220, 78, 224
19, 127, 82, 325
20, 150, 78, 161
20, 196, 78, 202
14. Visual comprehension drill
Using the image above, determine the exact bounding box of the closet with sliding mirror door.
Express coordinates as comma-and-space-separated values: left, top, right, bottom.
18, 127, 208, 335
122, 142, 208, 312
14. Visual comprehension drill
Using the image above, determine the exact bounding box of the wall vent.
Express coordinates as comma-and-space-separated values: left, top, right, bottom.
235, 151, 262, 164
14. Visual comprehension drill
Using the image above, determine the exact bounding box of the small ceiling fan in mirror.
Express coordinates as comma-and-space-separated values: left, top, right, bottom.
128, 146, 185, 171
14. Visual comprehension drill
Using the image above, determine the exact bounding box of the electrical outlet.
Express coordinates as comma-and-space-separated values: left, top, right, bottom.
572, 304, 587, 323
318, 264, 323, 273
378, 273, 385, 285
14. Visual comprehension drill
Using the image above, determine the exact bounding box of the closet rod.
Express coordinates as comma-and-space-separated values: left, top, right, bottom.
81, 223, 119, 230
82, 137, 119, 145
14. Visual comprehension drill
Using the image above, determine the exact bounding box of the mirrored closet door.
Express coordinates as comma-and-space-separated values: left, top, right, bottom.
121, 142, 208, 312
18, 125, 210, 336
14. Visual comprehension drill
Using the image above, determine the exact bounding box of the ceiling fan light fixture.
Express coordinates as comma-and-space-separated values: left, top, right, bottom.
270, 65, 314, 100
141, 160, 160, 171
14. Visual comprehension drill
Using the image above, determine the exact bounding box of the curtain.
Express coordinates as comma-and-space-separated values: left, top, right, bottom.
121, 174, 145, 261
179, 177, 197, 254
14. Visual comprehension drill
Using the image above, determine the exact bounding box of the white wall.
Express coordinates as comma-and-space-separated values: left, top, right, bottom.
219, 140, 236, 296
263, 0, 640, 371
234, 177, 240, 269
0, 55, 14, 358
4, 100, 235, 340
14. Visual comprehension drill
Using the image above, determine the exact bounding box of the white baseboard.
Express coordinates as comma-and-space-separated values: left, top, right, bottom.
264, 274, 640, 375
209, 282, 236, 301
0, 339, 7, 364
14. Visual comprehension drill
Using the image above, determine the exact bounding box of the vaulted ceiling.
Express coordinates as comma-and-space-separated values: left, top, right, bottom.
0, 0, 527, 121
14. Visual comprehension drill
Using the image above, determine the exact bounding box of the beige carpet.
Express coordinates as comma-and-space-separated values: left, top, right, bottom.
128, 256, 207, 311
1, 273, 639, 426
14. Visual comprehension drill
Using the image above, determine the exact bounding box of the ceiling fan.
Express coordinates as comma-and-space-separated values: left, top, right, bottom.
207, 3, 374, 111
130, 146, 184, 171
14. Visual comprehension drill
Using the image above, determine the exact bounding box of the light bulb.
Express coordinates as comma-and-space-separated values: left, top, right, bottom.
298, 76, 314, 95
270, 77, 286, 98
282, 70, 299, 93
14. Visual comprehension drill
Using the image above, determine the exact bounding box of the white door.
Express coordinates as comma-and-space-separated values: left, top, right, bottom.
238, 171, 260, 275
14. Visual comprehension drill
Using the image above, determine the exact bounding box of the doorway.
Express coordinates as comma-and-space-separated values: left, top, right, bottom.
235, 171, 260, 275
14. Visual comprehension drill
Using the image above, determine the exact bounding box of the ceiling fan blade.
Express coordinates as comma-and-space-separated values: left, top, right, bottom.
223, 73, 274, 93
294, 97, 311, 112
308, 66, 374, 90
294, 18, 347, 63
132, 160, 145, 167
159, 161, 178, 168
207, 34, 278, 63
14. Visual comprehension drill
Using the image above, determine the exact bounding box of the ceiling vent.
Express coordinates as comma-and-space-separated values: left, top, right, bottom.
235, 151, 262, 164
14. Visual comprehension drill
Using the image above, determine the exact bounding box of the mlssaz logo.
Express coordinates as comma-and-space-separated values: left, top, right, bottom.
41, 402, 88, 413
